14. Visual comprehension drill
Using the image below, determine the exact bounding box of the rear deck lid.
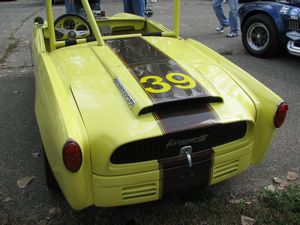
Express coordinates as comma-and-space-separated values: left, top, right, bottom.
105, 37, 223, 115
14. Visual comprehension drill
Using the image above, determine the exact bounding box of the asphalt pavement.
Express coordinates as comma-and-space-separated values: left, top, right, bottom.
0, 0, 299, 224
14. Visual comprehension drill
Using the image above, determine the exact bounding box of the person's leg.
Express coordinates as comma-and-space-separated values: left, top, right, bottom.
64, 0, 74, 13
132, 0, 146, 17
123, 0, 133, 14
73, 4, 86, 17
228, 0, 238, 33
92, 0, 101, 10
73, 3, 80, 15
90, 1, 100, 10
212, 0, 229, 27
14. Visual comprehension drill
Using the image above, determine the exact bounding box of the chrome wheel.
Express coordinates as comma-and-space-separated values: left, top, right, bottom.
246, 22, 269, 51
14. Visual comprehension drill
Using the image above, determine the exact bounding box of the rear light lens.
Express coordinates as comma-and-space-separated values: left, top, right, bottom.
274, 102, 288, 128
62, 140, 82, 172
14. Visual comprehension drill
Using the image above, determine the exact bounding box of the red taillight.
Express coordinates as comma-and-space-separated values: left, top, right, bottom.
62, 140, 82, 172
274, 102, 288, 128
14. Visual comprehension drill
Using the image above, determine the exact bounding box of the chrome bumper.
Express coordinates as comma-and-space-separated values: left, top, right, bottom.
287, 40, 300, 57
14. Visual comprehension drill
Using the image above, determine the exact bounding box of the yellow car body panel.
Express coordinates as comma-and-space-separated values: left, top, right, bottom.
31, 0, 286, 210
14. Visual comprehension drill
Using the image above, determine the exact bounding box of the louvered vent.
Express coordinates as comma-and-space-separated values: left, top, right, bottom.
213, 160, 239, 180
111, 121, 247, 164
122, 183, 157, 200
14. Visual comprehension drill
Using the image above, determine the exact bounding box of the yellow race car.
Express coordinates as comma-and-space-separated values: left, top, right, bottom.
31, 0, 288, 210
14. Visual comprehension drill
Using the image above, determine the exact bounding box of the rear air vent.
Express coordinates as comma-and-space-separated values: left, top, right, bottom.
111, 121, 247, 164
213, 160, 239, 179
122, 183, 157, 200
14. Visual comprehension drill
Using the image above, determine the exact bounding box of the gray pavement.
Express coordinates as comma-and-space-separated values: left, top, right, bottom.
0, 0, 299, 224
0, 0, 43, 66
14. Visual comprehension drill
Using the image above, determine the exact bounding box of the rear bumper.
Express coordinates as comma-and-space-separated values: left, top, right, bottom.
92, 170, 161, 207
91, 142, 254, 207
287, 41, 300, 57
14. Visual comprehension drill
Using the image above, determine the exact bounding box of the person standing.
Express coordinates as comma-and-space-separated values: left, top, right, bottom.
64, 0, 101, 16
123, 0, 147, 17
212, 0, 239, 37
64, 0, 75, 14
73, 0, 101, 17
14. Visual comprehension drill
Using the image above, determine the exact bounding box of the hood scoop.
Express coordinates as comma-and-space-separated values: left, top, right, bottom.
113, 76, 223, 116
139, 96, 222, 115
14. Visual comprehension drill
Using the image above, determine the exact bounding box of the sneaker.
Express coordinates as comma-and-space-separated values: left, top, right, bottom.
215, 25, 228, 33
226, 31, 238, 38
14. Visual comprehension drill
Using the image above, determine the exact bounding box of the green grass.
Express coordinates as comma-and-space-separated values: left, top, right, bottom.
0, 38, 20, 64
255, 185, 300, 225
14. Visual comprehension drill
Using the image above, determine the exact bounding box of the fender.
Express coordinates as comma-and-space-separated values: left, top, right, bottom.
239, 2, 287, 41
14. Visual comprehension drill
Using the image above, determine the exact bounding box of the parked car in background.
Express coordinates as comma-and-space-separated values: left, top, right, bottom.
239, 0, 300, 57
286, 30, 300, 56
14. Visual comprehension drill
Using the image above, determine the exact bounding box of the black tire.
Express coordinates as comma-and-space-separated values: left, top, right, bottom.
242, 14, 280, 58
43, 147, 60, 191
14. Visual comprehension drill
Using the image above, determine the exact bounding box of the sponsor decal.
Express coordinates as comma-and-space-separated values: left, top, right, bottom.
166, 134, 208, 149
290, 8, 300, 17
280, 6, 290, 14
140, 73, 197, 94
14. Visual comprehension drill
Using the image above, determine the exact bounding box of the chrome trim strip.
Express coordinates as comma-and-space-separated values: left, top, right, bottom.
113, 78, 135, 109
287, 41, 300, 57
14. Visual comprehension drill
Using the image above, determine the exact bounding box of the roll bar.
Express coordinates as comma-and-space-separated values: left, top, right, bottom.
46, 0, 181, 51
174, 0, 180, 37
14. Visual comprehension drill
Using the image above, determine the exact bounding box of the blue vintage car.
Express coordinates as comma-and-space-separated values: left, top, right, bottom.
239, 0, 300, 57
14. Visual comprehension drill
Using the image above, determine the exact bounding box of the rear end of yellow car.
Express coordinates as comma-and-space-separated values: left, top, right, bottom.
31, 0, 288, 210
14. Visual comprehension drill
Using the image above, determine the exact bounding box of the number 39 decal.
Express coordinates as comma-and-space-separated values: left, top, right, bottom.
140, 73, 197, 94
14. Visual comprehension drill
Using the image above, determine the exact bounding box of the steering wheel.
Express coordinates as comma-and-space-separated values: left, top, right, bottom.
54, 14, 92, 41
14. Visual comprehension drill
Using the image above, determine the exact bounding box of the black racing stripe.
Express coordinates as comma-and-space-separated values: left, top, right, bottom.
105, 37, 212, 104
159, 149, 212, 197
106, 37, 220, 133
154, 103, 219, 134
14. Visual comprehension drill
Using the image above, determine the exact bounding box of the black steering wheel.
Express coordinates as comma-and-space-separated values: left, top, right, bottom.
54, 14, 92, 41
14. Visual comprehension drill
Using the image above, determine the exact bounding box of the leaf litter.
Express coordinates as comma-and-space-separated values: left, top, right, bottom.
241, 215, 255, 225
17, 176, 36, 189
286, 171, 299, 181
